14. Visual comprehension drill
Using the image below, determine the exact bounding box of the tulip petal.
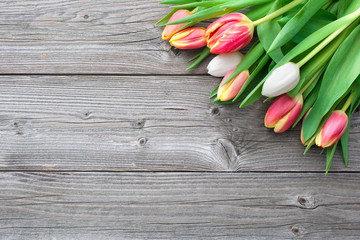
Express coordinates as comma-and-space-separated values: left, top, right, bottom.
169, 27, 207, 49
162, 10, 191, 40
315, 110, 348, 148
265, 94, 297, 128
274, 95, 303, 133
217, 69, 249, 101
261, 62, 300, 97
207, 52, 243, 77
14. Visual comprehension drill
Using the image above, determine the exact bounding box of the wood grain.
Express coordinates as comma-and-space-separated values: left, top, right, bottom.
0, 0, 218, 74
1, 75, 359, 172
1, 172, 360, 239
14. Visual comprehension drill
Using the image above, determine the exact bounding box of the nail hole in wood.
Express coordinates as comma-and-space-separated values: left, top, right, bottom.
83, 15, 89, 19
138, 137, 147, 147
211, 107, 220, 116
298, 196, 307, 205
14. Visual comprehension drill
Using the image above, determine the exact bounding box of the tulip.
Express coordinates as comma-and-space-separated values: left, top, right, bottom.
205, 13, 254, 54
162, 10, 192, 41
217, 68, 249, 101
300, 109, 312, 146
207, 52, 244, 77
261, 62, 300, 97
315, 110, 348, 148
169, 27, 207, 49
265, 93, 303, 133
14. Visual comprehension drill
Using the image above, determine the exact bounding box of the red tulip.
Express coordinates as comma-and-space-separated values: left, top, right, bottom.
315, 110, 348, 148
265, 93, 303, 133
217, 68, 249, 101
162, 10, 192, 40
205, 13, 254, 54
169, 27, 207, 49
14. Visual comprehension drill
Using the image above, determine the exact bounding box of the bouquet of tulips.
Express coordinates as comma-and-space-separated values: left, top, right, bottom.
157, 0, 360, 174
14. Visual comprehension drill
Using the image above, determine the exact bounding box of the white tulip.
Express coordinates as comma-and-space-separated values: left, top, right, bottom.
261, 62, 300, 97
207, 52, 243, 77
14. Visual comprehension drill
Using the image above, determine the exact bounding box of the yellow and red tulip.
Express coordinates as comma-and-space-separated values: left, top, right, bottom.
315, 110, 348, 148
162, 9, 192, 40
217, 68, 249, 101
205, 13, 254, 54
265, 93, 303, 133
169, 27, 207, 49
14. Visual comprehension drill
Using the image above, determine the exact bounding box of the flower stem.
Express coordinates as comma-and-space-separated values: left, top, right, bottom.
298, 68, 323, 95
341, 91, 355, 112
296, 25, 348, 68
253, 0, 305, 27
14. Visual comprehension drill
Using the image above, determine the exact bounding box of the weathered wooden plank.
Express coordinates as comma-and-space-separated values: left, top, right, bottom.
1, 75, 359, 172
1, 172, 360, 239
0, 0, 221, 74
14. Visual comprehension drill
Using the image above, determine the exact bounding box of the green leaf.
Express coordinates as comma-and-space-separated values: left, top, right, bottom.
302, 24, 360, 142
246, 2, 273, 21
268, 0, 330, 52
291, 9, 336, 43
209, 85, 219, 99
171, 0, 230, 9
257, 0, 286, 63
156, 9, 177, 25
232, 54, 270, 102
338, 0, 353, 17
186, 47, 211, 71
326, 142, 338, 175
220, 0, 273, 8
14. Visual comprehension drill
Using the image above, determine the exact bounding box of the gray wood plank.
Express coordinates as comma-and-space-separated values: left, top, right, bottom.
0, 0, 222, 74
1, 75, 359, 172
1, 172, 360, 239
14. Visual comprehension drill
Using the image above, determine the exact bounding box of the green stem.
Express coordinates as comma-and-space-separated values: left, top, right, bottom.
298, 68, 323, 95
296, 25, 347, 68
253, 0, 305, 26
341, 91, 355, 112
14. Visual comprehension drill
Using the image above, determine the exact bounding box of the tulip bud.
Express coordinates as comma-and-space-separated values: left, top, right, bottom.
162, 10, 192, 41
261, 62, 300, 97
169, 27, 207, 50
207, 52, 244, 77
315, 110, 348, 148
300, 109, 312, 146
217, 68, 249, 101
205, 13, 254, 54
265, 93, 303, 133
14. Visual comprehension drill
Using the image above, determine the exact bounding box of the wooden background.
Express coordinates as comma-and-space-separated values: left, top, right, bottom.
1, 0, 359, 239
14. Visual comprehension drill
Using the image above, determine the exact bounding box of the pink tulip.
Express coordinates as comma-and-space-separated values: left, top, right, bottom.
169, 27, 207, 49
265, 93, 303, 133
217, 68, 249, 101
162, 10, 192, 40
205, 13, 254, 54
315, 110, 348, 148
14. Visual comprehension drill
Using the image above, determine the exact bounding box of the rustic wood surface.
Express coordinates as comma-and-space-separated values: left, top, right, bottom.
0, 0, 359, 239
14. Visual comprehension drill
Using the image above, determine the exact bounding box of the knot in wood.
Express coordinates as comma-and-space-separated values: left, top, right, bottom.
210, 107, 220, 116
297, 195, 318, 209
138, 137, 147, 147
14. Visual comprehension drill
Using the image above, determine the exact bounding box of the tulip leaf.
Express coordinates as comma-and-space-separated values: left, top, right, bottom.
246, 2, 273, 21
257, 0, 286, 63
302, 24, 360, 142
186, 47, 211, 71
292, 77, 322, 127
170, 0, 230, 9
156, 9, 178, 25
268, 0, 330, 53
337, 0, 352, 17
285, 9, 336, 44
220, 0, 274, 9
209, 85, 219, 99
340, 78, 360, 166
325, 142, 338, 175
233, 54, 270, 102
